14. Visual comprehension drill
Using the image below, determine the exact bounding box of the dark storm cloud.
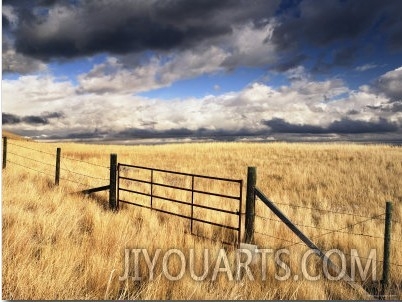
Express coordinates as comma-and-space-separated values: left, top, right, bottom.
389, 102, 402, 112
273, 1, 382, 48
367, 102, 402, 113
2, 111, 64, 125
2, 113, 21, 125
347, 110, 360, 115
263, 117, 399, 134
10, 0, 279, 60
2, 14, 10, 29
65, 131, 108, 140
329, 118, 399, 134
271, 0, 402, 70
263, 118, 325, 134
5, 0, 401, 73
22, 115, 48, 124
115, 127, 268, 139
42, 111, 65, 119
44, 126, 270, 141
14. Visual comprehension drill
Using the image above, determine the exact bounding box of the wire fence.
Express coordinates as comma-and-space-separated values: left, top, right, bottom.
61, 154, 110, 170
255, 214, 391, 241
4, 138, 110, 190
254, 201, 402, 271
265, 200, 386, 221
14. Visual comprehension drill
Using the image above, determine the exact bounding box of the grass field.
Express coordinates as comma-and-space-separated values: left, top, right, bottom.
2, 136, 402, 299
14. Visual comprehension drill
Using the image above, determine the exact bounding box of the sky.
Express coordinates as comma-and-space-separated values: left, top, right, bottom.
1, 0, 402, 143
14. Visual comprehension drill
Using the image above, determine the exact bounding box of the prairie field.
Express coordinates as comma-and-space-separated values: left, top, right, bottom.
2, 137, 402, 300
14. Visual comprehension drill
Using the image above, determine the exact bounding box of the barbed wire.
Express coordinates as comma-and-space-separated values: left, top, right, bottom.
6, 159, 53, 178
8, 151, 56, 168
280, 214, 386, 250
59, 176, 88, 187
255, 214, 386, 241
59, 158, 107, 189
253, 231, 402, 269
269, 200, 385, 221
7, 159, 87, 188
341, 252, 402, 268
7, 138, 109, 170
7, 141, 55, 156
7, 141, 109, 186
59, 165, 109, 181
254, 231, 300, 245
255, 230, 402, 269
60, 155, 109, 170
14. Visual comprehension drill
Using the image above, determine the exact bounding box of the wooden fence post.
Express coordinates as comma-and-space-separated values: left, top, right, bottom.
55, 147, 61, 185
381, 201, 393, 298
244, 167, 256, 244
2, 137, 7, 169
109, 154, 117, 211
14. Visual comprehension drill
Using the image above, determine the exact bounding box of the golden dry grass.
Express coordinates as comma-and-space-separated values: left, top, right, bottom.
2, 138, 402, 299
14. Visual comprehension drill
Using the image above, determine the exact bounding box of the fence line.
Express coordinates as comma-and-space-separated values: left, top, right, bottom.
6, 159, 54, 178
61, 154, 110, 170
254, 230, 300, 245
5, 138, 109, 189
7, 138, 109, 169
254, 184, 401, 299
6, 159, 90, 187
255, 214, 387, 241
279, 214, 386, 251
254, 227, 402, 269
341, 252, 402, 268
59, 175, 89, 187
8, 151, 56, 167
269, 200, 385, 221
7, 141, 55, 156
59, 164, 109, 181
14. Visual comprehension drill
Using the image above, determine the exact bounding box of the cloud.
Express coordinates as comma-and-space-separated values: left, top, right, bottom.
22, 115, 48, 124
76, 22, 280, 95
355, 63, 378, 72
221, 22, 277, 69
2, 75, 76, 114
329, 118, 399, 133
263, 118, 325, 134
263, 117, 399, 134
271, 0, 402, 71
2, 113, 21, 125
374, 67, 402, 101
3, 0, 402, 78
2, 46, 48, 74
10, 1, 279, 60
47, 126, 270, 141
2, 5, 18, 29
2, 69, 401, 141
4, 1, 283, 77
2, 111, 64, 125
273, 1, 397, 48
77, 45, 228, 94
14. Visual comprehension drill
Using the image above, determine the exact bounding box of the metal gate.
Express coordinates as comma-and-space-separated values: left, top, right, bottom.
117, 163, 243, 246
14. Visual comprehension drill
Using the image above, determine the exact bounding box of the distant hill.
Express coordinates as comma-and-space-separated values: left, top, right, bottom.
2, 130, 32, 141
